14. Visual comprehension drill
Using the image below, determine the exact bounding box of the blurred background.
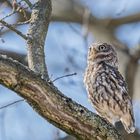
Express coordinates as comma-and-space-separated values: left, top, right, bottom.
0, 0, 140, 140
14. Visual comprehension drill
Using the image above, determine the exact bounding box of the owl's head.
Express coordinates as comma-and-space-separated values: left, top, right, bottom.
87, 42, 118, 67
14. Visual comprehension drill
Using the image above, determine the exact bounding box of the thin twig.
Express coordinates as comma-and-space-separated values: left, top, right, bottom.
23, 0, 32, 8
0, 20, 28, 40
1, 11, 16, 21
52, 72, 77, 82
68, 23, 81, 35
1, 0, 29, 21
82, 8, 90, 38
13, 18, 31, 26
0, 99, 24, 110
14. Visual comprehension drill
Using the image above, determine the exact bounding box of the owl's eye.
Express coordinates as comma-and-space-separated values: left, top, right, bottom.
98, 45, 107, 51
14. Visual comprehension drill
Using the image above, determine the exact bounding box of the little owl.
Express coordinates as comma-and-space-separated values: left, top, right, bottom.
84, 42, 135, 133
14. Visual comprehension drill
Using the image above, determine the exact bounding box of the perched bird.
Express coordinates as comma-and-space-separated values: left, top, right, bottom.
84, 42, 135, 133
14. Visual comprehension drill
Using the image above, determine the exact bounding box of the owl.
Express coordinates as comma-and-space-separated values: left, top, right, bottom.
84, 42, 135, 133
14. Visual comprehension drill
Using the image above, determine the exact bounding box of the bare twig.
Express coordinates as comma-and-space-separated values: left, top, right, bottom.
2, 0, 28, 19
82, 8, 90, 48
68, 23, 81, 35
0, 19, 28, 40
82, 8, 90, 38
12, 18, 31, 26
23, 0, 32, 8
1, 11, 16, 21
0, 99, 24, 110
115, 0, 128, 16
52, 72, 77, 82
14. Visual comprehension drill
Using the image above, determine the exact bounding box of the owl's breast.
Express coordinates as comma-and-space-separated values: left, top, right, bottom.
84, 67, 96, 95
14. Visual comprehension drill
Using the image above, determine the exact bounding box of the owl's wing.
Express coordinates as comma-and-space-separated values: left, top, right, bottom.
110, 68, 131, 107
109, 68, 135, 133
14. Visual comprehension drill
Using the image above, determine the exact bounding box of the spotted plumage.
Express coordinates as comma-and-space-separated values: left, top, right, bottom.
84, 42, 135, 133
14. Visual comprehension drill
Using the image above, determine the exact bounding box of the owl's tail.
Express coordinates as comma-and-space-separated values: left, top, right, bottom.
120, 112, 135, 133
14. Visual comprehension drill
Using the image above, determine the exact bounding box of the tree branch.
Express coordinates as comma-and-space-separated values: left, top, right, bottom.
0, 19, 28, 40
0, 49, 27, 65
125, 45, 140, 97
0, 55, 122, 140
27, 0, 51, 80
108, 12, 140, 27
51, 1, 140, 28
125, 58, 138, 98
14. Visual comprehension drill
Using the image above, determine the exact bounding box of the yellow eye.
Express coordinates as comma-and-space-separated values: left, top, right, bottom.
98, 45, 106, 51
